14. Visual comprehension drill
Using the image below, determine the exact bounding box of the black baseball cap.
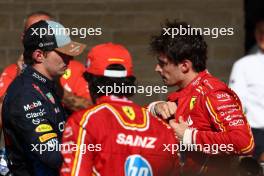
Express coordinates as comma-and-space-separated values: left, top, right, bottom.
23, 20, 86, 56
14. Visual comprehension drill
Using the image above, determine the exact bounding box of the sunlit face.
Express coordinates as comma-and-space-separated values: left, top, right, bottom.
255, 21, 264, 51
155, 54, 184, 87
43, 51, 73, 78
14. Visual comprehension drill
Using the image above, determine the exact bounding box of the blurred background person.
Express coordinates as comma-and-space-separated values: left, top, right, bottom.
229, 17, 264, 169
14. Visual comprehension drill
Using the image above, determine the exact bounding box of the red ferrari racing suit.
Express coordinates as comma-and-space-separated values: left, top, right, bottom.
60, 95, 179, 176
167, 70, 254, 176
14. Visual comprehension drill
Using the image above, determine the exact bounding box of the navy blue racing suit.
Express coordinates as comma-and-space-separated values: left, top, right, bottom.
2, 66, 66, 176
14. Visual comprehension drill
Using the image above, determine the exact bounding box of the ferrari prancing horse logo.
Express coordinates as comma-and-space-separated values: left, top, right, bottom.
122, 106, 135, 121
189, 96, 197, 110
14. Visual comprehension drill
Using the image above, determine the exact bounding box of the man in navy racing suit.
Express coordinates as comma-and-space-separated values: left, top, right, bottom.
2, 20, 86, 176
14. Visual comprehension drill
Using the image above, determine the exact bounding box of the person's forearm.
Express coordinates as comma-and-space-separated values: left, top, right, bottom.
62, 90, 93, 111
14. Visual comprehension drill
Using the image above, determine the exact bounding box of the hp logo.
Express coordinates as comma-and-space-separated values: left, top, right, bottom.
125, 154, 153, 176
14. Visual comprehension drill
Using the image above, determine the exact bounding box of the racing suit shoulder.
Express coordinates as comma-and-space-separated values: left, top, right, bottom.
190, 76, 254, 155
198, 75, 228, 95
65, 103, 113, 138
61, 104, 111, 176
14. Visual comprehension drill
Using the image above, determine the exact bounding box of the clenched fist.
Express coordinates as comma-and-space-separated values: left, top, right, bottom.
154, 101, 177, 120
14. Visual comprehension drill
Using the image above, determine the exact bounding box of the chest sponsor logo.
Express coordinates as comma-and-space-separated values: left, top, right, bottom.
26, 108, 46, 119
219, 109, 239, 117
39, 133, 57, 143
31, 118, 45, 125
62, 68, 71, 79
125, 154, 153, 176
189, 97, 197, 110
32, 72, 46, 83
54, 107, 60, 114
24, 101, 42, 111
122, 106, 135, 120
216, 93, 231, 102
224, 114, 243, 121
35, 124, 53, 133
116, 133, 156, 149
46, 92, 55, 104
187, 116, 193, 126
59, 121, 65, 132
229, 119, 244, 126
32, 118, 40, 125
217, 104, 237, 111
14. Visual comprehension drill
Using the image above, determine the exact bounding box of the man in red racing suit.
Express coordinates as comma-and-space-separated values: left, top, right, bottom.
148, 20, 254, 176
167, 70, 254, 175
60, 43, 179, 176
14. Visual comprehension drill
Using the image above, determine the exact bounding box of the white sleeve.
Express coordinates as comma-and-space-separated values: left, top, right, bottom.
229, 61, 248, 112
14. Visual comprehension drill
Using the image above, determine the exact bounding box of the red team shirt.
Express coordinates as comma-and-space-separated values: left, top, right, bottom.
61, 95, 179, 176
60, 60, 90, 99
168, 70, 254, 175
0, 60, 90, 99
0, 64, 18, 97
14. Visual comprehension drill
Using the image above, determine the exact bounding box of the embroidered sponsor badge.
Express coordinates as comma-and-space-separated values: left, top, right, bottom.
39, 133, 57, 142
189, 96, 197, 110
122, 106, 136, 120
125, 154, 153, 176
35, 124, 53, 133
46, 92, 55, 104
63, 68, 71, 79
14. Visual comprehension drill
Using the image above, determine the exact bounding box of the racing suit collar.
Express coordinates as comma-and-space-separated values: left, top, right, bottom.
168, 70, 209, 101
23, 66, 55, 90
96, 95, 133, 104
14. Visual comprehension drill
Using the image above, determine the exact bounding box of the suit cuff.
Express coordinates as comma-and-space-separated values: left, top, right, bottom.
147, 101, 165, 116
183, 128, 193, 144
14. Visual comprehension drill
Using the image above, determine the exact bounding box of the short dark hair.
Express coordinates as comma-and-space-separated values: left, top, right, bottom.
23, 49, 35, 65
83, 64, 136, 103
150, 20, 208, 72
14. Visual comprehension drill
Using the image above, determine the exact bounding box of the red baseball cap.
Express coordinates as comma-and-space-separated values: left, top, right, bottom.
86, 43, 133, 77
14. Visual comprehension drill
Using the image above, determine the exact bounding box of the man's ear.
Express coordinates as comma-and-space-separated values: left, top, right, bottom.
180, 59, 192, 73
32, 49, 45, 63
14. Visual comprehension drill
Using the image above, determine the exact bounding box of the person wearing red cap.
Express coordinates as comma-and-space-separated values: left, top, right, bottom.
60, 43, 179, 176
